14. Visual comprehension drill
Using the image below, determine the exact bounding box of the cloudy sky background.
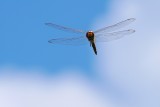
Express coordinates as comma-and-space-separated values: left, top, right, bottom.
1, 0, 160, 107
95, 0, 160, 107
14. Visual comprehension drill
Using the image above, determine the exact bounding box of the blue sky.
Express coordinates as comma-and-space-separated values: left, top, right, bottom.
1, 0, 160, 107
1, 0, 110, 76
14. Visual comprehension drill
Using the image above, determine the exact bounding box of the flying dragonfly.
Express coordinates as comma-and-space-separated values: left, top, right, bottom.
45, 18, 136, 55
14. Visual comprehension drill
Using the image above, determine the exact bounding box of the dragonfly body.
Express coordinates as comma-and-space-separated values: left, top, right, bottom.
86, 31, 97, 55
45, 18, 136, 55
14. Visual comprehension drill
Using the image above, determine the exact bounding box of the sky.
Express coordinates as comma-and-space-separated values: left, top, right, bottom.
95, 0, 160, 106
1, 0, 109, 76
1, 0, 160, 107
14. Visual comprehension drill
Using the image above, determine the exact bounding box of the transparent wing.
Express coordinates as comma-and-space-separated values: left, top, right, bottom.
48, 36, 89, 45
45, 23, 85, 34
95, 29, 135, 42
94, 18, 136, 34
48, 29, 135, 45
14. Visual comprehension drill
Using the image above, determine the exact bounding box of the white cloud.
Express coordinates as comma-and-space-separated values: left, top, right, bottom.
94, 0, 160, 107
0, 67, 113, 107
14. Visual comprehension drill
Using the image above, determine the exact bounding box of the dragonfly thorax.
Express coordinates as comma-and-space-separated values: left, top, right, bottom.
86, 31, 94, 41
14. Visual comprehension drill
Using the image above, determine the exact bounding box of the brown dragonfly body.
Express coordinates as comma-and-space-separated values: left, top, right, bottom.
86, 31, 97, 55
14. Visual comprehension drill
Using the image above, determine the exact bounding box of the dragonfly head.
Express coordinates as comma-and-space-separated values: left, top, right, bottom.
86, 31, 95, 40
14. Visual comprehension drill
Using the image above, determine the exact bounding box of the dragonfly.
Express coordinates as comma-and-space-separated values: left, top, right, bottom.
45, 18, 136, 55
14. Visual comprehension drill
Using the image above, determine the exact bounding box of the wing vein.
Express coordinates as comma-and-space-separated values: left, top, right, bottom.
45, 23, 85, 34
94, 18, 136, 33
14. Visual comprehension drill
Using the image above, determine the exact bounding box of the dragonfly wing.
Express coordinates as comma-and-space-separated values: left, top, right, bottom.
95, 29, 135, 42
45, 23, 85, 34
48, 36, 89, 45
94, 18, 136, 33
